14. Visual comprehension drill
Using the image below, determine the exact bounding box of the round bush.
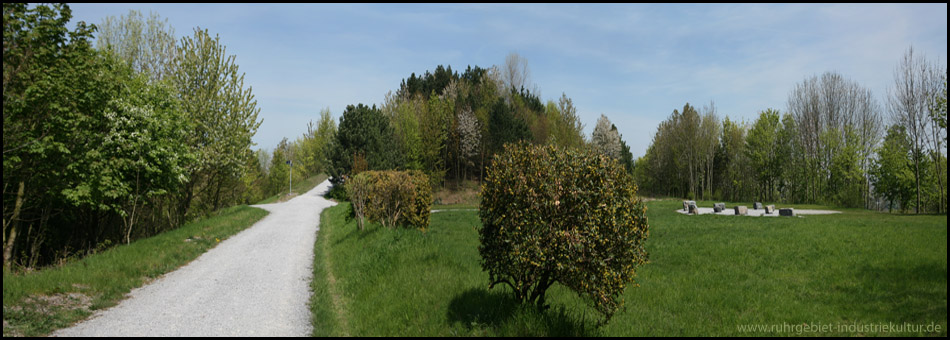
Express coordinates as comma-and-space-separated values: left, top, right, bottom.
478, 143, 649, 323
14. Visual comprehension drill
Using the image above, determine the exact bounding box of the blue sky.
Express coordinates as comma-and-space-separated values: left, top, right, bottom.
66, 3, 947, 158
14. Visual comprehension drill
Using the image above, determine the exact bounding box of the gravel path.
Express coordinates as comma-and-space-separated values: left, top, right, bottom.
52, 180, 337, 337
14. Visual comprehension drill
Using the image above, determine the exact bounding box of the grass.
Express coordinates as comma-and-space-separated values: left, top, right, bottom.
256, 173, 329, 204
2, 205, 269, 337
311, 199, 947, 336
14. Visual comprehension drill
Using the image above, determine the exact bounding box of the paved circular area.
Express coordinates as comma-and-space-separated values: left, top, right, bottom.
675, 206, 841, 216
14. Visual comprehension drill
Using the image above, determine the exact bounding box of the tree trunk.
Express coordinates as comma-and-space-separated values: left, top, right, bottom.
3, 182, 25, 269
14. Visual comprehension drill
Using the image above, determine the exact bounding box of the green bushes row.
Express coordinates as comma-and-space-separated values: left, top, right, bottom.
345, 170, 431, 231
478, 143, 650, 323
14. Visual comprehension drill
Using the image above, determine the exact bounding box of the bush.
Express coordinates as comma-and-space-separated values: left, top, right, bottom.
345, 173, 371, 230
404, 170, 432, 231
347, 170, 431, 230
478, 143, 649, 323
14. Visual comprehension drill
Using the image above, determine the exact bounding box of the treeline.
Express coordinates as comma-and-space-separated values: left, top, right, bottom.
323, 54, 636, 197
635, 48, 947, 214
1, 5, 309, 269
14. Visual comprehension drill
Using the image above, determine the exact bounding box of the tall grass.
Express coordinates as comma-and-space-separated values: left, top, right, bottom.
311, 199, 947, 336
2, 205, 268, 337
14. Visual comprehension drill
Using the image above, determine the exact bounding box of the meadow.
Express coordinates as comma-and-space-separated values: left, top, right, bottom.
310, 199, 947, 336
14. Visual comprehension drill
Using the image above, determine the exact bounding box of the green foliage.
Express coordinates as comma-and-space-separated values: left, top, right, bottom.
872, 125, 916, 212
345, 173, 371, 231
266, 138, 292, 195
478, 143, 649, 323
296, 108, 337, 177
404, 170, 433, 231
171, 27, 262, 216
745, 109, 783, 201
488, 99, 531, 155
327, 104, 404, 187
348, 170, 431, 230
95, 9, 176, 81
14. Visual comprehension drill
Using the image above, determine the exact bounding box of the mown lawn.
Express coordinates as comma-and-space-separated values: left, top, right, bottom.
311, 199, 947, 336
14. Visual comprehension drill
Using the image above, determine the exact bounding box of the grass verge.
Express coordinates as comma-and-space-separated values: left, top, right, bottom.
311, 199, 947, 336
2, 205, 268, 337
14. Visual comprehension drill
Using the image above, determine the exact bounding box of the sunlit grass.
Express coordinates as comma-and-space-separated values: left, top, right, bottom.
311, 199, 947, 336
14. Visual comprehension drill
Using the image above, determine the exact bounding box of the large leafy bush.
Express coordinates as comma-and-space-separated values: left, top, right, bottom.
478, 143, 649, 323
346, 170, 431, 230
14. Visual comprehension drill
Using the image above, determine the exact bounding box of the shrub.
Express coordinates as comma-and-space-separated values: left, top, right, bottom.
405, 170, 432, 232
347, 170, 431, 230
345, 173, 371, 231
478, 143, 649, 323
365, 170, 413, 229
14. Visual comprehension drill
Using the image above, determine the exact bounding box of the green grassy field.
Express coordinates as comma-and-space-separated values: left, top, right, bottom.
311, 199, 947, 336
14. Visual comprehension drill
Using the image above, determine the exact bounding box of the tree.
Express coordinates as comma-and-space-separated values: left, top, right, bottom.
591, 114, 622, 159
717, 117, 752, 202
502, 52, 530, 94
872, 125, 916, 212
326, 104, 404, 188
296, 107, 336, 177
171, 27, 262, 217
96, 9, 176, 82
887, 47, 942, 213
487, 98, 531, 155
457, 106, 481, 176
3, 3, 104, 267
61, 58, 190, 244
745, 109, 782, 201
787, 71, 882, 206
699, 102, 720, 199
545, 93, 586, 149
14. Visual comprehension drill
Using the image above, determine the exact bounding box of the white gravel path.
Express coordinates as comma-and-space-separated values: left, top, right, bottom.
52, 180, 337, 337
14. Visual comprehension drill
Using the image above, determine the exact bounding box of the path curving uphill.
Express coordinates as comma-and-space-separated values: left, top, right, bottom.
52, 180, 337, 337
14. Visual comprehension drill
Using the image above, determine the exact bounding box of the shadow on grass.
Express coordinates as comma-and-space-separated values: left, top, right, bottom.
842, 262, 948, 323
446, 287, 597, 337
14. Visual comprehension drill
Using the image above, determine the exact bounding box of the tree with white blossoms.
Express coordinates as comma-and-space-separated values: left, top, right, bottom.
457, 106, 481, 171
592, 114, 622, 159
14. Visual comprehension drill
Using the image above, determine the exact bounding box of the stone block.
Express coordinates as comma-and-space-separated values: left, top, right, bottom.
683, 200, 696, 211
713, 203, 726, 212
765, 205, 776, 214
734, 205, 748, 215
779, 208, 795, 216
753, 202, 763, 210
688, 203, 699, 214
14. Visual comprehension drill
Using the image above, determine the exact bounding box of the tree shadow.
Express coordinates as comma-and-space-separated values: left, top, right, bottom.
446, 287, 597, 337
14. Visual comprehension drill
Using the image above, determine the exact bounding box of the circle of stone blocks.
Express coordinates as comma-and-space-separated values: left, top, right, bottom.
734, 205, 748, 215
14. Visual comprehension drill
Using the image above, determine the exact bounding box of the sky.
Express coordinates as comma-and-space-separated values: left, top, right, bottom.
65, 3, 948, 158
